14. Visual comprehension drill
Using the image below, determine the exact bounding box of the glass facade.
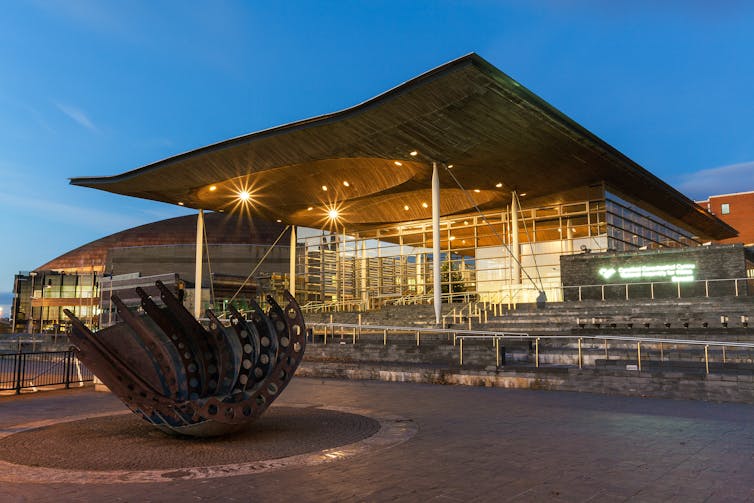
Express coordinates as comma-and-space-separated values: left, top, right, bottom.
294, 187, 706, 307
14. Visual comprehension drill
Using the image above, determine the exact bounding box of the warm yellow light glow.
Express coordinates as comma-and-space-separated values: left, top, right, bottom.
307, 206, 313, 211
449, 236, 456, 241
276, 219, 282, 223
447, 164, 454, 169
463, 220, 469, 225
403, 205, 410, 211
394, 161, 402, 166
177, 201, 184, 206
520, 192, 527, 197
421, 202, 428, 208
238, 190, 251, 201
343, 181, 350, 187
495, 182, 503, 188
473, 189, 481, 193
409, 150, 418, 156
328, 209, 339, 220
321, 185, 328, 191
209, 185, 217, 192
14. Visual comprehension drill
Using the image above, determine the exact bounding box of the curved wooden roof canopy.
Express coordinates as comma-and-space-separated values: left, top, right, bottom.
70, 53, 736, 240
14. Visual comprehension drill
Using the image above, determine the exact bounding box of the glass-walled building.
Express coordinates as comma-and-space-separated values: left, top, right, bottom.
294, 184, 704, 307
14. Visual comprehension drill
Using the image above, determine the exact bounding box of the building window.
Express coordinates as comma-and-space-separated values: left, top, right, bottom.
721, 203, 730, 215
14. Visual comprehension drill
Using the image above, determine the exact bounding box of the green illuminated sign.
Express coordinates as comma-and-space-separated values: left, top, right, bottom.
598, 263, 696, 283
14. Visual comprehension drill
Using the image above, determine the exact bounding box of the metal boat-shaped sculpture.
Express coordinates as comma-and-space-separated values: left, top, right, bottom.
64, 281, 306, 437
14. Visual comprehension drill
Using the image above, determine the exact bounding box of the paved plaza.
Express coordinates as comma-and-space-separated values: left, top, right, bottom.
1, 378, 753, 502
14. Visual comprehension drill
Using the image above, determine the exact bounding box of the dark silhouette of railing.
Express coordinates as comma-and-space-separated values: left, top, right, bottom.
0, 350, 93, 394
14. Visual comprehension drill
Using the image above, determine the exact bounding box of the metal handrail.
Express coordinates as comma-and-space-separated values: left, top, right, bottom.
307, 321, 754, 374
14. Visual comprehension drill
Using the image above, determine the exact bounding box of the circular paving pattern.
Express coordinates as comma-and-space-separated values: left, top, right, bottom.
0, 405, 416, 484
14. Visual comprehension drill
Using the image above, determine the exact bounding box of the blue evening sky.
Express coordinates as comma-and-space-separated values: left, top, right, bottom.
1, 1, 753, 313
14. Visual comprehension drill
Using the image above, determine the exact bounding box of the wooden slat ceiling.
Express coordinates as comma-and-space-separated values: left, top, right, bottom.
69, 53, 736, 240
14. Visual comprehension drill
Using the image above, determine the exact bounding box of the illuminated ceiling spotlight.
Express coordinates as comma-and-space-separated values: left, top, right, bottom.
421, 202, 428, 208
409, 150, 418, 156
327, 208, 340, 220
473, 189, 481, 193
238, 190, 251, 202
520, 192, 527, 197
394, 161, 403, 166
449, 236, 456, 241
321, 185, 328, 191
403, 205, 410, 211
177, 201, 184, 206
276, 219, 282, 223
343, 181, 350, 187
495, 182, 503, 188
447, 164, 454, 169
307, 206, 313, 211
463, 220, 469, 225
209, 185, 217, 192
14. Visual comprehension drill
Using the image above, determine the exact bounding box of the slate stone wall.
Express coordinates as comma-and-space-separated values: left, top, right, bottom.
560, 244, 749, 301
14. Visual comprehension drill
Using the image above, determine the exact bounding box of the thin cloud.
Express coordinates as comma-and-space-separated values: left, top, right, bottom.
56, 102, 98, 132
676, 161, 754, 200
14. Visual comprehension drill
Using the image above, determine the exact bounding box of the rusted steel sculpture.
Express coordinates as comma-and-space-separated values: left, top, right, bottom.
64, 281, 306, 437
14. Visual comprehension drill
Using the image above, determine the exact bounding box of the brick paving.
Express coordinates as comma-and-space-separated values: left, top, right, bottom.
1, 379, 753, 502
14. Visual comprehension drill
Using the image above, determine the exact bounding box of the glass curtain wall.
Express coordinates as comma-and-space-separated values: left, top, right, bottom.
294, 191, 703, 308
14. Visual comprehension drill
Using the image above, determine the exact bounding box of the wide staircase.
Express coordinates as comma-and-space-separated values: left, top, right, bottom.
302, 296, 754, 373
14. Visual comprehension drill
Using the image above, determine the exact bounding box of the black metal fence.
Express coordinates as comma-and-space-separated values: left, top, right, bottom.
0, 350, 93, 394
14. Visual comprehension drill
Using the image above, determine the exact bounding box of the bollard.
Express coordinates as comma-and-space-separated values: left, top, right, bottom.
637, 341, 641, 371
416, 331, 420, 347
383, 329, 387, 346
535, 337, 540, 368
705, 345, 709, 374
495, 338, 500, 367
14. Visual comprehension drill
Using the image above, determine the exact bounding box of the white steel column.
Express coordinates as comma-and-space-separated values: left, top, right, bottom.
511, 192, 521, 285
194, 209, 204, 319
360, 239, 368, 304
432, 162, 441, 324
289, 225, 297, 297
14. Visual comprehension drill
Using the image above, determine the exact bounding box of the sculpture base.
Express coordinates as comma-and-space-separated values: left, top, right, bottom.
0, 406, 379, 471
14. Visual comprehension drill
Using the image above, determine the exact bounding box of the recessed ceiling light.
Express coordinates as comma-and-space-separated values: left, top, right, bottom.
321, 185, 328, 191
403, 205, 410, 211
394, 161, 402, 166
447, 164, 454, 169
218, 209, 224, 213
328, 209, 339, 220
495, 182, 503, 188
473, 189, 481, 193
449, 236, 456, 241
520, 192, 527, 197
409, 150, 418, 156
177, 201, 184, 206
276, 219, 282, 223
307, 206, 313, 211
238, 190, 251, 201
422, 202, 428, 208
209, 185, 217, 191
463, 220, 469, 225
343, 181, 350, 187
